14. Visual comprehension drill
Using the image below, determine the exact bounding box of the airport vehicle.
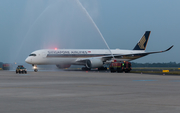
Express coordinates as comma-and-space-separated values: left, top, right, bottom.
25, 31, 173, 72
2, 64, 10, 70
16, 65, 27, 74
109, 61, 131, 73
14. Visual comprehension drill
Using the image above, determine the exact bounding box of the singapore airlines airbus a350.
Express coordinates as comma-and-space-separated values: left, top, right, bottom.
25, 31, 173, 72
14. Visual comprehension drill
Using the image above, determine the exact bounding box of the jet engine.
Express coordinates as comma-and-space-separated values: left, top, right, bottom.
56, 64, 71, 69
86, 59, 103, 68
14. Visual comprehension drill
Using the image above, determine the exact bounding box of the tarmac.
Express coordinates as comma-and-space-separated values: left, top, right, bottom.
0, 70, 180, 113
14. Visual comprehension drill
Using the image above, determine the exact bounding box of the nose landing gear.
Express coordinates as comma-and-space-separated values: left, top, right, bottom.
32, 64, 38, 72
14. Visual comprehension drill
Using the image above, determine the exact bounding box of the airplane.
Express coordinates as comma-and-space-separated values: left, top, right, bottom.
25, 31, 173, 72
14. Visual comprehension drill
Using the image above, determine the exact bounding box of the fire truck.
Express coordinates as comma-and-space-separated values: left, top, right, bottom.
109, 61, 131, 73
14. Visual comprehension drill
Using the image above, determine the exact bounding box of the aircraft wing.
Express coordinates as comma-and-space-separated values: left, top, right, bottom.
141, 45, 174, 54
102, 45, 174, 61
75, 45, 173, 63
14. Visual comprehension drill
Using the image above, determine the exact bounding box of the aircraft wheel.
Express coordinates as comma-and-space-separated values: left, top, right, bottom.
110, 68, 116, 73
82, 67, 91, 71
98, 67, 107, 71
125, 70, 130, 73
34, 69, 38, 72
111, 70, 116, 73
104, 67, 107, 70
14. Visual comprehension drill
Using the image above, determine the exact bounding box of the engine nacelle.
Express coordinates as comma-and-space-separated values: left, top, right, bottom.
56, 64, 71, 69
86, 59, 103, 68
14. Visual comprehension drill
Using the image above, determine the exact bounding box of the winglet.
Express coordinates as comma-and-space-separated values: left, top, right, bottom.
146, 45, 174, 54
161, 45, 174, 52
133, 31, 151, 50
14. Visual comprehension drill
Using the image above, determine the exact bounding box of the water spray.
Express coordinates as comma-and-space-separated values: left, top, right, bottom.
14, 5, 52, 63
76, 0, 115, 60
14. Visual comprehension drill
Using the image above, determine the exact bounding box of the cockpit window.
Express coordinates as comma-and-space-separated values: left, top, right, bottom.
29, 54, 36, 56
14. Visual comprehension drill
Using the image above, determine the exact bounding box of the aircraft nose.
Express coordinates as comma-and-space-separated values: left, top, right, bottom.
25, 57, 31, 64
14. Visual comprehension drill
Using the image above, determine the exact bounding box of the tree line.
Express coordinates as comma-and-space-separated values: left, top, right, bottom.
131, 62, 180, 67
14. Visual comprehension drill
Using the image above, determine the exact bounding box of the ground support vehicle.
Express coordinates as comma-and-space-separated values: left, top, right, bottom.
2, 64, 10, 70
16, 65, 27, 74
109, 61, 131, 73
123, 61, 132, 72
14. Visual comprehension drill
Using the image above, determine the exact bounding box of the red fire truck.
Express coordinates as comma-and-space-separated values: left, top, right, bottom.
109, 61, 131, 73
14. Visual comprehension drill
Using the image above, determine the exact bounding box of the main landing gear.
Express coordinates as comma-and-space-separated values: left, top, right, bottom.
97, 67, 107, 71
32, 64, 38, 72
81, 67, 107, 71
82, 67, 91, 71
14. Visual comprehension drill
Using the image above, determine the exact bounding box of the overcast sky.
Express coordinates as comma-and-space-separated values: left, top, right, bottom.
0, 0, 179, 63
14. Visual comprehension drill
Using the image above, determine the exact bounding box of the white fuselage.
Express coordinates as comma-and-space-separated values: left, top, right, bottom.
25, 49, 145, 65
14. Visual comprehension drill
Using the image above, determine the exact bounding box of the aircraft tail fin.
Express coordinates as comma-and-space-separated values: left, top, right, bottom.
133, 31, 151, 50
